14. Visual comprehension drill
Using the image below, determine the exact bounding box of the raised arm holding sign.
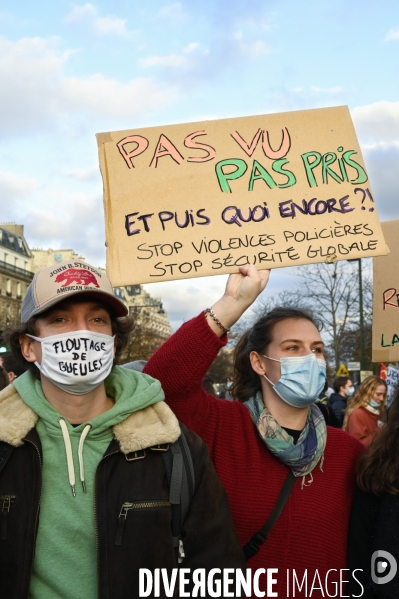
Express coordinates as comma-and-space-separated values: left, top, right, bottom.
143, 264, 364, 597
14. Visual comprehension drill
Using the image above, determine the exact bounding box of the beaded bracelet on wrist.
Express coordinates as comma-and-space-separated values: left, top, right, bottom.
204, 307, 230, 334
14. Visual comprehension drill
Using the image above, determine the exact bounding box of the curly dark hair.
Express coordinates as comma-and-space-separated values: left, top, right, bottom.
0, 366, 9, 391
230, 307, 322, 402
4, 307, 135, 379
357, 384, 399, 495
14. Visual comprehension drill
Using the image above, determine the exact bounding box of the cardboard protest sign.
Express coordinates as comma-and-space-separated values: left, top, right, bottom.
97, 106, 388, 286
360, 370, 373, 383
372, 220, 399, 362
386, 365, 399, 407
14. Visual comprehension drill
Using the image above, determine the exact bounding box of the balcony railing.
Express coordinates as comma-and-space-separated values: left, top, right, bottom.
0, 260, 35, 280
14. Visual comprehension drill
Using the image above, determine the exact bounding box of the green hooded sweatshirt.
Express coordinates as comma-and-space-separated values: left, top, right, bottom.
13, 366, 164, 599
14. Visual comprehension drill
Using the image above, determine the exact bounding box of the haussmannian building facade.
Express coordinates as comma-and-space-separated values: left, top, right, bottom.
113, 283, 172, 362
0, 224, 34, 328
31, 248, 86, 271
113, 283, 172, 340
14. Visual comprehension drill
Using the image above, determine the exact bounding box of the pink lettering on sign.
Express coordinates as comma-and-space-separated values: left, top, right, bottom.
149, 135, 184, 168
184, 130, 216, 163
117, 135, 149, 169
230, 129, 262, 157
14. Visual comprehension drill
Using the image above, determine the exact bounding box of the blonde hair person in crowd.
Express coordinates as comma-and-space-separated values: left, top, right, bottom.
343, 375, 387, 446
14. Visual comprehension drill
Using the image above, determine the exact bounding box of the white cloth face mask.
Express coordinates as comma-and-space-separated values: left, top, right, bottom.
27, 330, 115, 395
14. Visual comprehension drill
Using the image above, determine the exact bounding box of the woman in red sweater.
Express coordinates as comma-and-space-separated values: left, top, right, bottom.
343, 375, 386, 446
144, 266, 363, 598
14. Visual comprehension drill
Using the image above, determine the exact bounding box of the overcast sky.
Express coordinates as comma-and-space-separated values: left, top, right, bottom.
1, 1, 398, 329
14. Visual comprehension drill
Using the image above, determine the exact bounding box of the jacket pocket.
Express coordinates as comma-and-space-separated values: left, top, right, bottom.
0, 494, 16, 541
115, 500, 171, 546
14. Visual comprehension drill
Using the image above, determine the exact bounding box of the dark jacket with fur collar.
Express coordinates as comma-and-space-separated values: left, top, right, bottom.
0, 384, 245, 599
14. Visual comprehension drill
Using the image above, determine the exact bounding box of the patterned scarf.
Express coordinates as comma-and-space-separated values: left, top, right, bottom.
244, 392, 327, 484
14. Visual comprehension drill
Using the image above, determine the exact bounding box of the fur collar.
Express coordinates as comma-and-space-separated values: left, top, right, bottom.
0, 384, 180, 453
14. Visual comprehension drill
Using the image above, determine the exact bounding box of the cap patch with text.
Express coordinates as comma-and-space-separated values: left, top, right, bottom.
21, 260, 128, 322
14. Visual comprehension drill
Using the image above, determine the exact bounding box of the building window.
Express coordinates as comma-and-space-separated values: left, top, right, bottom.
6, 279, 11, 297
17, 282, 22, 299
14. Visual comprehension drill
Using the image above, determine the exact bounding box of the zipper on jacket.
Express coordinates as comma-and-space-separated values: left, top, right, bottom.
0, 494, 16, 540
115, 500, 171, 546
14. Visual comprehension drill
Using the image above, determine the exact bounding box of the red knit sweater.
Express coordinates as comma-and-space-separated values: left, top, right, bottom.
145, 314, 364, 598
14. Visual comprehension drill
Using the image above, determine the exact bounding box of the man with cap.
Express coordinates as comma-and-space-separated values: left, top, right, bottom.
0, 260, 245, 599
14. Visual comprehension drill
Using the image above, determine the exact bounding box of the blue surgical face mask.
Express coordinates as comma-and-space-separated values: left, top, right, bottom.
369, 399, 380, 409
346, 386, 355, 398
262, 353, 326, 408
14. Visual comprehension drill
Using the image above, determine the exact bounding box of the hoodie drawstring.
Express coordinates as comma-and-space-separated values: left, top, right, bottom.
78, 424, 92, 493
58, 418, 92, 497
